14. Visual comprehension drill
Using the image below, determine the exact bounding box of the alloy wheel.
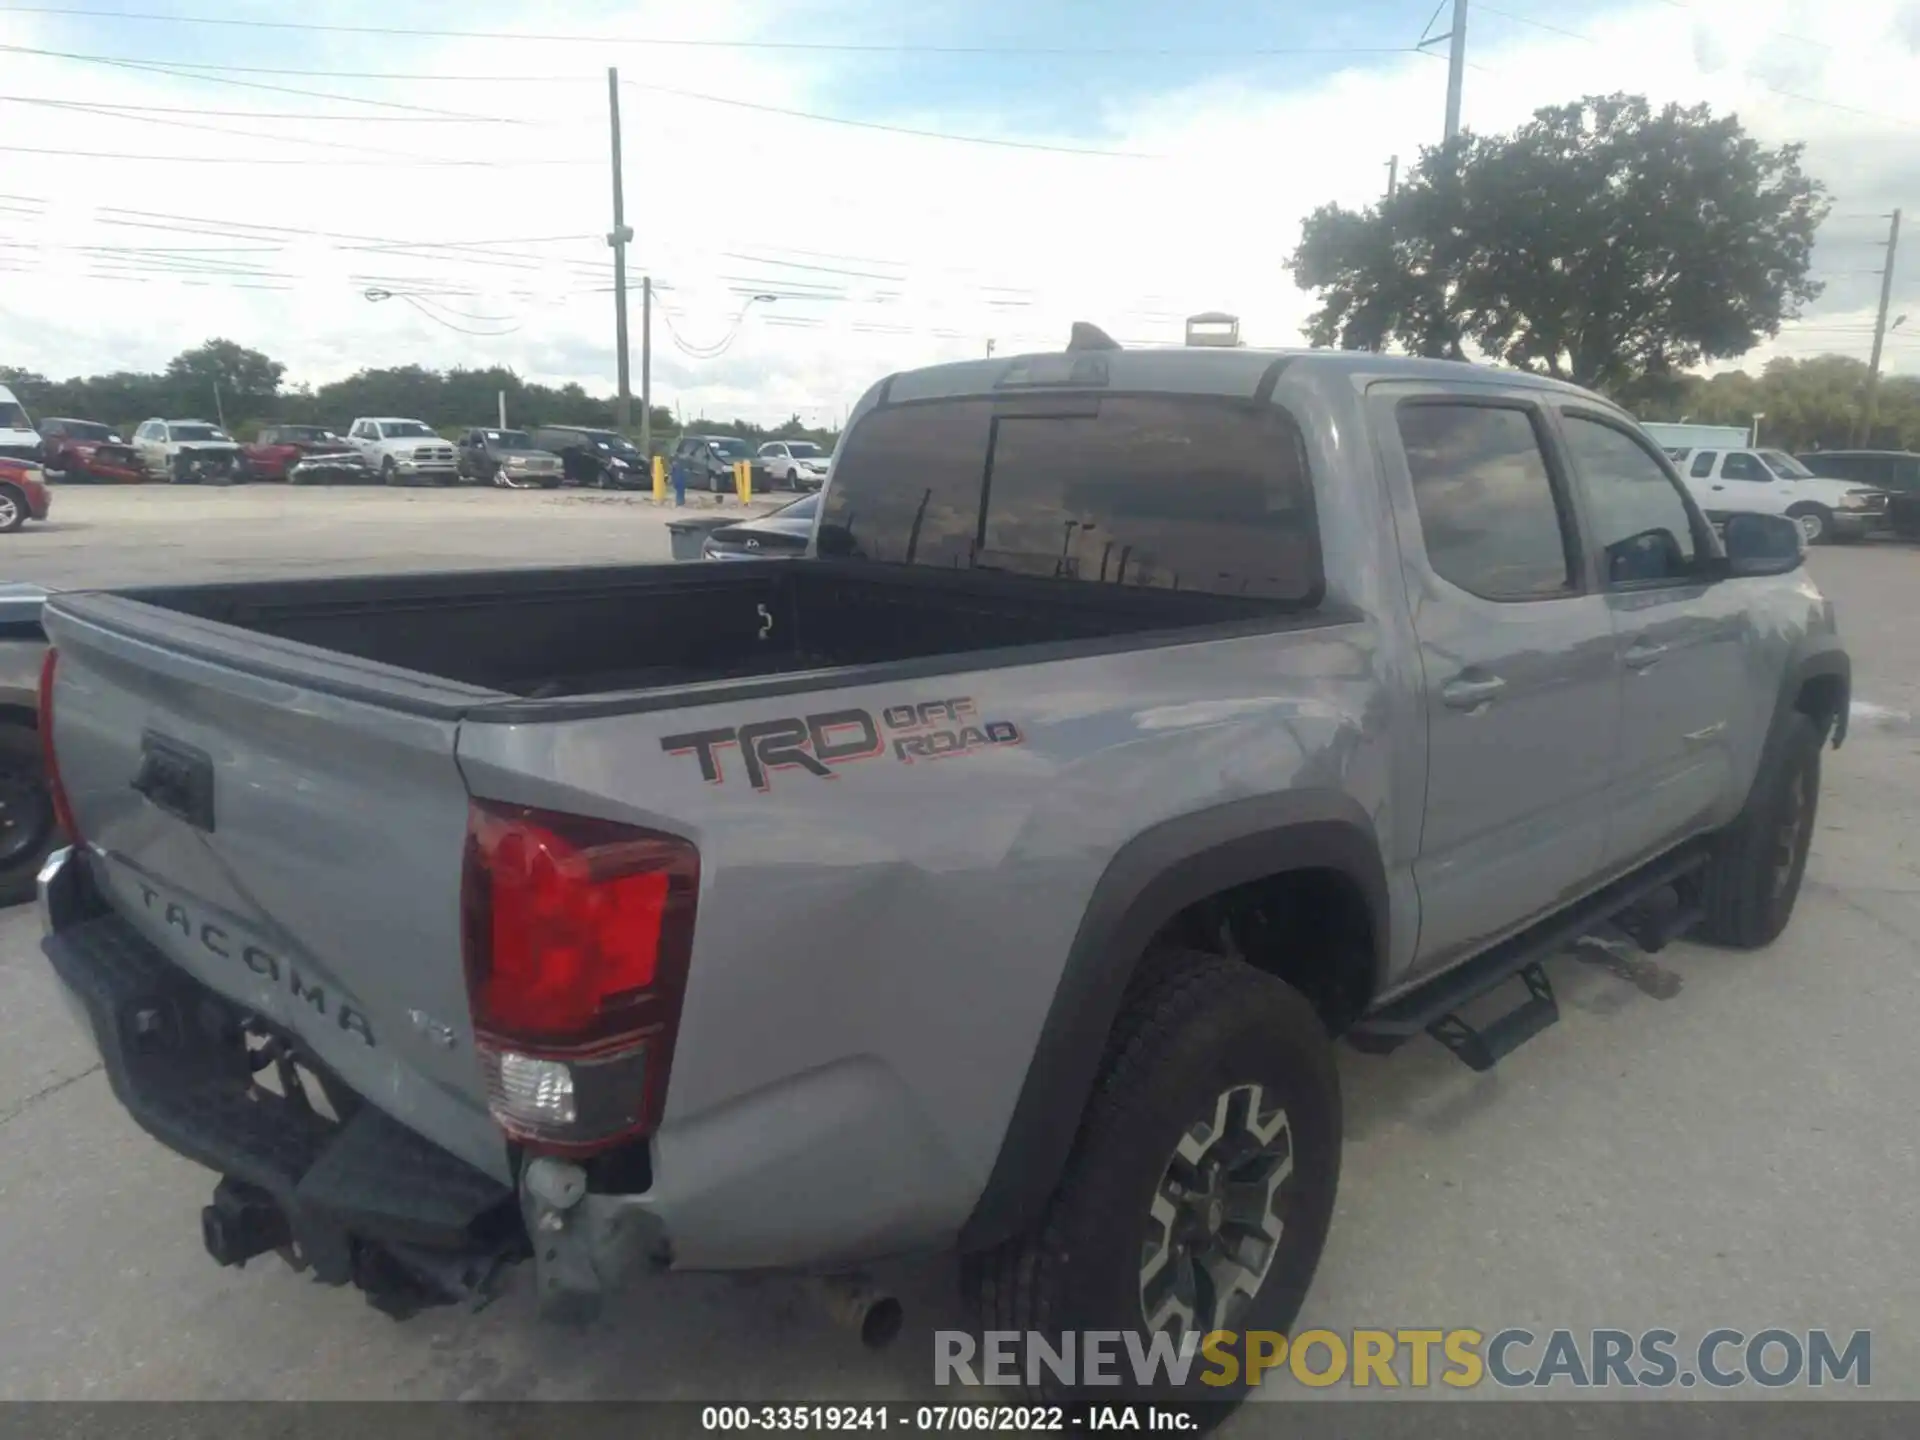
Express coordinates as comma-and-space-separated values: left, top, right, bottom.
1139, 1083, 1296, 1339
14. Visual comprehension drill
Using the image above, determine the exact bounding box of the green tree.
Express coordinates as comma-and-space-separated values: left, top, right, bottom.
1290, 94, 1830, 392
164, 339, 285, 423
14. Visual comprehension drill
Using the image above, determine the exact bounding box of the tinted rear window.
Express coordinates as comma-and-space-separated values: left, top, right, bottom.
818, 395, 1319, 602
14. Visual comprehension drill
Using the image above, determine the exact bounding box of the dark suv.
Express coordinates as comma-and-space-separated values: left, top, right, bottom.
528, 425, 647, 489
673, 434, 756, 492
1797, 450, 1920, 538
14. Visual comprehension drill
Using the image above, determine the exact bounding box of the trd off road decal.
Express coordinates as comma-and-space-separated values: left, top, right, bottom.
661, 696, 1023, 791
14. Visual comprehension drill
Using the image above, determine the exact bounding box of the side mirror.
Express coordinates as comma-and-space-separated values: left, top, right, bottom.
1720, 512, 1803, 576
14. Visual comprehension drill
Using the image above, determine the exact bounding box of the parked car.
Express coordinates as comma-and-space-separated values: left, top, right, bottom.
346, 417, 458, 486
34, 340, 1847, 1419
455, 429, 564, 489
0, 582, 58, 904
700, 491, 819, 559
0, 457, 51, 532
0, 384, 42, 463
131, 419, 245, 484
756, 440, 831, 491
1797, 450, 1920, 540
674, 433, 756, 492
38, 418, 144, 483
243, 425, 367, 483
528, 425, 648, 489
1668, 445, 1885, 543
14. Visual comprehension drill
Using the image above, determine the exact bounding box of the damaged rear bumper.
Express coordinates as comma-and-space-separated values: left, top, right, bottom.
37, 847, 528, 1317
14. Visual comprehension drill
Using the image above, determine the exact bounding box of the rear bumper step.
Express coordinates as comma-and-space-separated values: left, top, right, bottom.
42, 902, 524, 1314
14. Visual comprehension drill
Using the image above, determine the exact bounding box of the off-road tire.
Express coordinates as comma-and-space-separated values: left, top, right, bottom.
1695, 711, 1822, 948
967, 952, 1341, 1417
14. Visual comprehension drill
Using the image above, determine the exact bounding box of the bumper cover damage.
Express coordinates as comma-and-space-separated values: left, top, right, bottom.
40, 855, 526, 1318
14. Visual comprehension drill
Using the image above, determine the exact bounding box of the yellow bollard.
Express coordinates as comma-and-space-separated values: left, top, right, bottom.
734, 460, 752, 504
652, 455, 667, 503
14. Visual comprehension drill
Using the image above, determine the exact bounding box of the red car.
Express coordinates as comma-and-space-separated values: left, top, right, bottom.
243, 424, 365, 481
0, 458, 51, 532
38, 418, 145, 483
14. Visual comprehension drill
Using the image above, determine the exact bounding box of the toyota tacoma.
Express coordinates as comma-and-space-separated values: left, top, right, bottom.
36, 334, 1847, 1416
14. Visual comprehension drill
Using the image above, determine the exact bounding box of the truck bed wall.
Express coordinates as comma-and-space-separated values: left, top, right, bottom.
118, 561, 1289, 700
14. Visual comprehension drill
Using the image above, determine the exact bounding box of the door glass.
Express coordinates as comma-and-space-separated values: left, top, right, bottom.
1690, 451, 1718, 478
1562, 416, 1701, 587
1720, 452, 1767, 482
1397, 403, 1573, 601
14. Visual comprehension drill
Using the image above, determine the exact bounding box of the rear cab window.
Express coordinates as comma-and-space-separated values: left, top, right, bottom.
817, 393, 1322, 602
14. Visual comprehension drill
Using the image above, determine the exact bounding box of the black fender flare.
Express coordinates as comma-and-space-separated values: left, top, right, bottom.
956, 790, 1389, 1253
1778, 636, 1850, 749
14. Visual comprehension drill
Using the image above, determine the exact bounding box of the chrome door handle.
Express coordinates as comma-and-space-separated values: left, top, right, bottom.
1441, 675, 1506, 709
1624, 641, 1668, 670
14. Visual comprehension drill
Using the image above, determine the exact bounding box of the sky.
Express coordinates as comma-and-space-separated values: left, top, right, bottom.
0, 0, 1916, 427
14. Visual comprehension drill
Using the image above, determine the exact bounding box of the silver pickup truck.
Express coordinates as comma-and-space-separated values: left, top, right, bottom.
38, 341, 1846, 1413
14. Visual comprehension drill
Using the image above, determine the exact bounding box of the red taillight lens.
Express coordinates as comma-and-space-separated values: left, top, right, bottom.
37, 648, 80, 844
461, 799, 698, 1154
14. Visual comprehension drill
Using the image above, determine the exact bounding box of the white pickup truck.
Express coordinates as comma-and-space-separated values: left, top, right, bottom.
346, 417, 459, 487
1668, 445, 1887, 544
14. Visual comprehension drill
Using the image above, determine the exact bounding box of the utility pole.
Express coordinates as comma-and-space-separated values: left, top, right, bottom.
497, 389, 507, 428
1859, 207, 1902, 447
986, 339, 996, 358
212, 379, 226, 430
1444, 0, 1468, 143
607, 67, 634, 430
1385, 155, 1398, 200
640, 275, 653, 459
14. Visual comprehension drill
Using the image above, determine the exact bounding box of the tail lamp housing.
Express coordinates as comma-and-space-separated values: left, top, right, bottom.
461, 799, 699, 1155
37, 648, 80, 843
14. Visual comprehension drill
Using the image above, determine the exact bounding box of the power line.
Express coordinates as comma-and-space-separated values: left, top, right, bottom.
0, 144, 595, 167
0, 7, 1423, 57
0, 43, 532, 123
0, 96, 521, 163
620, 79, 1156, 157
0, 95, 523, 122
1472, 3, 1919, 127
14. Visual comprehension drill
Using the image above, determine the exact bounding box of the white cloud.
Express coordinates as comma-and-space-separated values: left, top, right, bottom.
1, 0, 1916, 424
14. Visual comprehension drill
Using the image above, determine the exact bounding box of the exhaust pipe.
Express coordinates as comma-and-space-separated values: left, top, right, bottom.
812, 1273, 904, 1350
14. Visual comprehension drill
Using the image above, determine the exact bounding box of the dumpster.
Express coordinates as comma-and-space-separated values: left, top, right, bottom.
665, 514, 740, 561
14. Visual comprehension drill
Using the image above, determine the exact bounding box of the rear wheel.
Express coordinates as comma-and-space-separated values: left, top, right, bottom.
0, 723, 59, 906
968, 953, 1341, 1415
1695, 711, 1822, 948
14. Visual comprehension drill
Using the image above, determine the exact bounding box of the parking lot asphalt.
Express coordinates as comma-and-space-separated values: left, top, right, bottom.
2, 482, 780, 589
1, 494, 1917, 1414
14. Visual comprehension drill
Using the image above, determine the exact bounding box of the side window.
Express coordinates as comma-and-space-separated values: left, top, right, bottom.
1720, 452, 1766, 482
1397, 402, 1574, 601
1690, 451, 1717, 478
1561, 415, 1701, 588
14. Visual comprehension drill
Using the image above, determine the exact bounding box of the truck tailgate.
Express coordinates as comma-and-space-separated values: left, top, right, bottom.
44, 594, 511, 1182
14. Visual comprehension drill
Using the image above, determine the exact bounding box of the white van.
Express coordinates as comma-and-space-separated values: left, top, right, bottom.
0, 385, 42, 464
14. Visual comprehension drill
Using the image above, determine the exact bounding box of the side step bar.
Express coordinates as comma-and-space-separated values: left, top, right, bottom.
1350, 843, 1710, 1070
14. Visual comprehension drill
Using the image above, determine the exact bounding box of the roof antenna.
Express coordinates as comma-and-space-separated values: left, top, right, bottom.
1066, 321, 1122, 352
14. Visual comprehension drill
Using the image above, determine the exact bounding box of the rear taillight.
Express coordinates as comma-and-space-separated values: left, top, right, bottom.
461, 799, 698, 1155
37, 648, 80, 844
